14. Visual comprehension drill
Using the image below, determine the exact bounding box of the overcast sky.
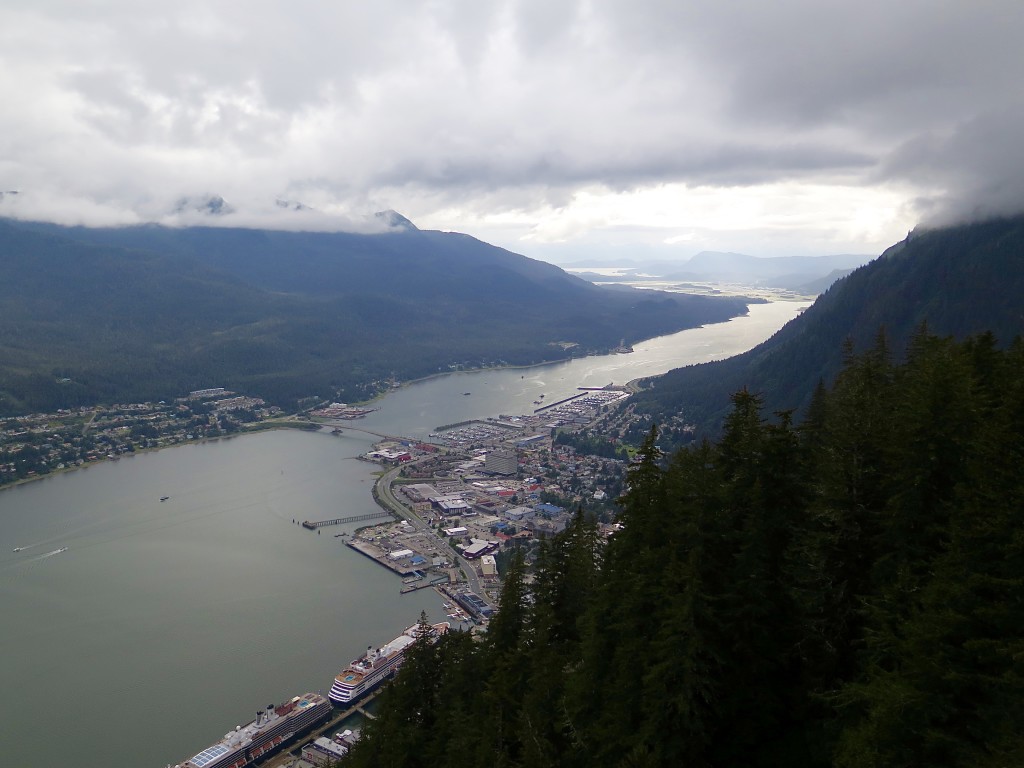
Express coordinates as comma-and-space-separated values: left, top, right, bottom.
2, 1, 1022, 262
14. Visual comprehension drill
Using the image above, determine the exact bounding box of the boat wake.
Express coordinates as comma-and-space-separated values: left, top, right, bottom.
11, 542, 45, 553
1, 545, 70, 581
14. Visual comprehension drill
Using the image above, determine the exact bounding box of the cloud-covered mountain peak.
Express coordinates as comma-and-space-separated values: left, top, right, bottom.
374, 209, 418, 231
173, 195, 234, 217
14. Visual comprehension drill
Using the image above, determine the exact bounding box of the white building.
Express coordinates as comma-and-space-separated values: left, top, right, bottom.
504, 506, 535, 523
480, 554, 498, 578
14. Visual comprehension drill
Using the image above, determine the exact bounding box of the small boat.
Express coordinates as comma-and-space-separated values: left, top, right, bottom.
463, 392, 471, 396
160, 496, 169, 501
13, 547, 23, 552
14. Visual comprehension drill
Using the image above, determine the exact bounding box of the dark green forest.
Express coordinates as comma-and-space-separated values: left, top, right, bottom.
346, 331, 1024, 768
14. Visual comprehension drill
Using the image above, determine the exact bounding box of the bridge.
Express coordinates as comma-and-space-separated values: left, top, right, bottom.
301, 511, 394, 530
323, 423, 412, 442
322, 422, 445, 445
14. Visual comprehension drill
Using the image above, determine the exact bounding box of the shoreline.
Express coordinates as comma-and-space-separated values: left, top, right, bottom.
353, 356, 575, 407
349, 303, 762, 405
2, 296, 788, 493
0, 419, 317, 495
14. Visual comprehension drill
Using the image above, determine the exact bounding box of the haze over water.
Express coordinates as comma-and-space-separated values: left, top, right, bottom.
0, 298, 808, 767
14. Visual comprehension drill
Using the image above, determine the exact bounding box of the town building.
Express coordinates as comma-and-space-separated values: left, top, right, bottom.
302, 737, 348, 766
484, 448, 517, 476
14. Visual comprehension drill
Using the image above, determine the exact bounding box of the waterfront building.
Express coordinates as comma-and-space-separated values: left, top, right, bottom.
302, 737, 347, 766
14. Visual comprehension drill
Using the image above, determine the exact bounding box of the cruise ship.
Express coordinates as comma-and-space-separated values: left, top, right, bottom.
173, 692, 331, 768
328, 622, 448, 705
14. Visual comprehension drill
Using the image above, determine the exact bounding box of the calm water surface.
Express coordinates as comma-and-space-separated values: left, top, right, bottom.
0, 429, 445, 767
0, 297, 810, 767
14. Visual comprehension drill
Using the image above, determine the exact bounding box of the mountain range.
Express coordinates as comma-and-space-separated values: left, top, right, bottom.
569, 251, 868, 295
664, 250, 868, 287
630, 215, 1024, 438
0, 216, 750, 415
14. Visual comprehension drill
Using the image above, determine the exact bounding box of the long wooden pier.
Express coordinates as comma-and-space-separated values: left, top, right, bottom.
302, 511, 394, 530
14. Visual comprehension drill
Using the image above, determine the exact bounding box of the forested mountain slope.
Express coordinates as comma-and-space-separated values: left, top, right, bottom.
0, 217, 749, 415
630, 215, 1024, 438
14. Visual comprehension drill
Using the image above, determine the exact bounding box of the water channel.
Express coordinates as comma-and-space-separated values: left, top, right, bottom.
0, 297, 810, 767
355, 299, 809, 439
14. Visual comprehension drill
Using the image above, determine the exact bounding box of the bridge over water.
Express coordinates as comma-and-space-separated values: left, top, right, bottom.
322, 422, 444, 445
323, 423, 413, 442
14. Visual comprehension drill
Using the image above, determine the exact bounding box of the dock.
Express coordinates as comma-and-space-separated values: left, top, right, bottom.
345, 538, 423, 576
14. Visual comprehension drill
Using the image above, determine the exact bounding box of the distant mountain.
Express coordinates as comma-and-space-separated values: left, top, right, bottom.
0, 216, 751, 415
566, 251, 870, 293
631, 215, 1024, 438
373, 209, 417, 231
790, 267, 857, 295
665, 251, 870, 287
173, 194, 235, 216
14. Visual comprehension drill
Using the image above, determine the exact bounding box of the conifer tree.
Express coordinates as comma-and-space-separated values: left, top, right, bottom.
346, 612, 440, 768
480, 549, 531, 763
519, 510, 601, 768
835, 334, 1024, 767
566, 425, 668, 764
347, 331, 1024, 768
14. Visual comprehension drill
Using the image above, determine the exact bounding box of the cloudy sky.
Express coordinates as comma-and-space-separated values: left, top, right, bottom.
2, 1, 1023, 262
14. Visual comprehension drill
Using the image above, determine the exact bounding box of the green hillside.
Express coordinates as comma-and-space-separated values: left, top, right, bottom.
630, 215, 1024, 440
0, 218, 750, 415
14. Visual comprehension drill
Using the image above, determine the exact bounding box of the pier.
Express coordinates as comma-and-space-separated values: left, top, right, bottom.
302, 511, 394, 530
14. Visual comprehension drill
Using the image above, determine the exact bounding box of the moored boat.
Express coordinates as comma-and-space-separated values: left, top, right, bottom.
328, 622, 448, 705
172, 692, 331, 768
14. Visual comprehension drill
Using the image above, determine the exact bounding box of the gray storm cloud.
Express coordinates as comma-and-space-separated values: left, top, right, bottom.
1, 0, 1022, 241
